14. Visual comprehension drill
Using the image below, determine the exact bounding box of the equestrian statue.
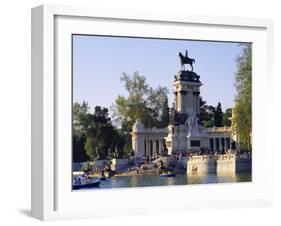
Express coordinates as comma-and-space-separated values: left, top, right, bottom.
179, 50, 195, 71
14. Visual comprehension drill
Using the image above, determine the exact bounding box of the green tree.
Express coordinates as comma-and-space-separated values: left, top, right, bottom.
84, 136, 98, 160
73, 102, 126, 160
214, 102, 223, 127
73, 101, 89, 136
85, 106, 123, 159
112, 72, 169, 128
199, 98, 215, 128
232, 44, 252, 150
73, 134, 88, 162
111, 71, 169, 155
159, 96, 170, 128
111, 71, 169, 154
223, 108, 232, 127
73, 101, 90, 162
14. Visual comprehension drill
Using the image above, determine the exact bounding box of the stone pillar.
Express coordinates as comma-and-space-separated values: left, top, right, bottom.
150, 140, 153, 157
197, 95, 200, 115
143, 139, 146, 157
222, 137, 224, 152
160, 139, 164, 155
179, 91, 185, 113
143, 140, 145, 157
146, 139, 149, 157
174, 92, 178, 112
153, 140, 157, 157
184, 92, 188, 113
157, 140, 160, 155
147, 140, 150, 157
182, 94, 184, 113
220, 137, 225, 152
177, 92, 181, 112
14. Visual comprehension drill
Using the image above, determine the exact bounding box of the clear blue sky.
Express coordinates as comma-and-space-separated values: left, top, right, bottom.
73, 35, 244, 112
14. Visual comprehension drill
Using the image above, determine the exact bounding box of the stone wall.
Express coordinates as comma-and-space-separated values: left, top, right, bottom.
187, 156, 216, 173
73, 160, 109, 172
111, 158, 129, 171
187, 154, 251, 174
216, 155, 235, 173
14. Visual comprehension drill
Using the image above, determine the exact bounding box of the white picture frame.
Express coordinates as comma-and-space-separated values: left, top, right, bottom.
31, 4, 274, 221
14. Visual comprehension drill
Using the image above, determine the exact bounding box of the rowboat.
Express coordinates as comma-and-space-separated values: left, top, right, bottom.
160, 173, 176, 178
73, 179, 100, 190
99, 176, 107, 181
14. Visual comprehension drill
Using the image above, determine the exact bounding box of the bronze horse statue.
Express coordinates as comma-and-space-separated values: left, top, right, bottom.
179, 50, 195, 71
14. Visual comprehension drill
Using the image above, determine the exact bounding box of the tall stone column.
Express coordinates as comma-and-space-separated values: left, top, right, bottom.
147, 139, 150, 156
181, 92, 184, 113
180, 91, 184, 113
160, 140, 163, 155
174, 92, 178, 112
176, 90, 187, 113
197, 95, 200, 115
153, 140, 157, 157
146, 139, 150, 157
184, 92, 188, 113
177, 92, 181, 112
159, 140, 162, 155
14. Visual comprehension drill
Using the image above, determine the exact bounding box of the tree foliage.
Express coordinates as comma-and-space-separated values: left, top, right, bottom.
84, 136, 98, 161
73, 101, 89, 162
214, 102, 223, 127
199, 99, 231, 128
73, 103, 125, 161
110, 71, 169, 154
160, 96, 170, 128
73, 101, 89, 137
223, 108, 232, 127
73, 133, 88, 162
199, 98, 215, 127
232, 44, 252, 149
111, 71, 169, 130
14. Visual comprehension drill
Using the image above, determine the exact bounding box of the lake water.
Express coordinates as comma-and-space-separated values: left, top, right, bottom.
87, 173, 251, 189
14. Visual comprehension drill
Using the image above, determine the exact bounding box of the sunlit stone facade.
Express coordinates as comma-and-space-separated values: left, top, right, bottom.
132, 61, 237, 158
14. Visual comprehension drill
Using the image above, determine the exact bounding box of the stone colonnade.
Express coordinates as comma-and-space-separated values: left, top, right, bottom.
143, 138, 166, 157
209, 137, 231, 152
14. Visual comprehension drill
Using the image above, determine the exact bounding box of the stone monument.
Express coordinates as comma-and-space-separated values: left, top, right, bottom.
166, 51, 209, 154
132, 50, 235, 158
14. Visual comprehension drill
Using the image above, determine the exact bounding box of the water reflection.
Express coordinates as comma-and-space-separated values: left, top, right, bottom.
94, 173, 251, 190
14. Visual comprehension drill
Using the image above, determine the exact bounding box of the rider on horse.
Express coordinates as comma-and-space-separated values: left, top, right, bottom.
179, 50, 195, 71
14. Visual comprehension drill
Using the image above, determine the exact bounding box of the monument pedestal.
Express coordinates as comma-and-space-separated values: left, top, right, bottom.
166, 67, 207, 154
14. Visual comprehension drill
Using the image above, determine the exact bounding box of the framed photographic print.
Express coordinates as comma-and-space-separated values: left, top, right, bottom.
31, 4, 274, 221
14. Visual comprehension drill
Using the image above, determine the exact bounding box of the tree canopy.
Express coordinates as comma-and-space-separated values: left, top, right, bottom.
110, 71, 170, 155
73, 103, 125, 161
232, 44, 252, 150
214, 102, 223, 127
111, 71, 169, 130
199, 99, 230, 128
